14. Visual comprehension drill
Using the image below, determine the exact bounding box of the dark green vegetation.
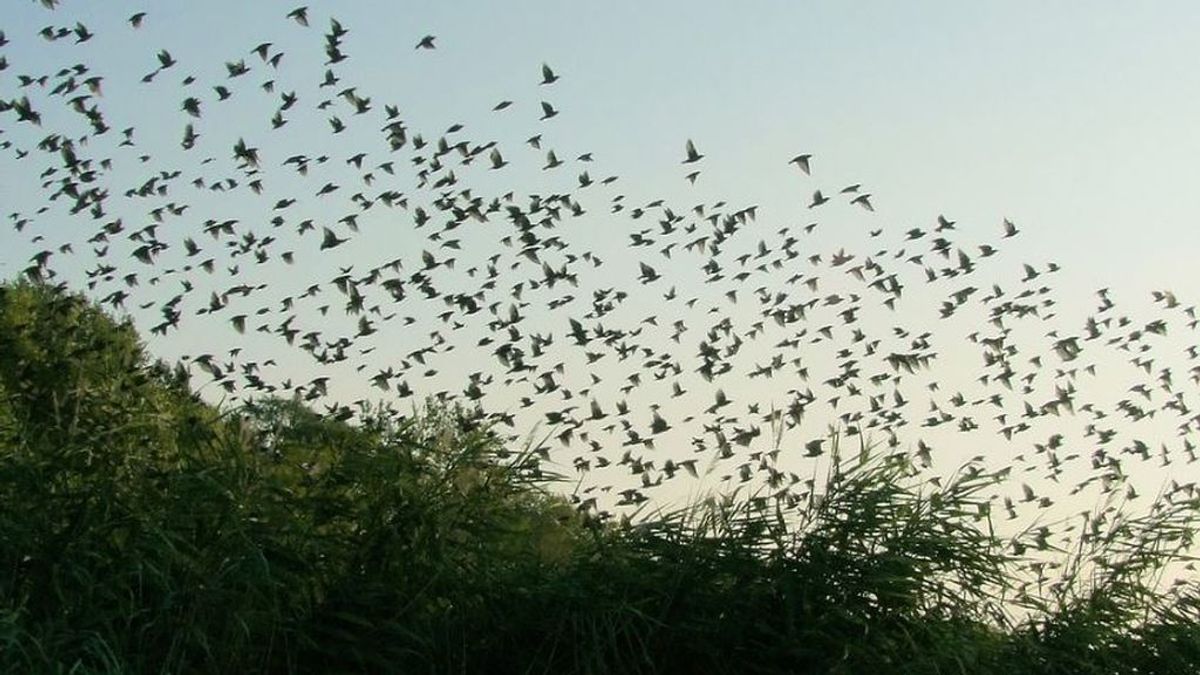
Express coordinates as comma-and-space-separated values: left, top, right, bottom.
2, 280, 1198, 673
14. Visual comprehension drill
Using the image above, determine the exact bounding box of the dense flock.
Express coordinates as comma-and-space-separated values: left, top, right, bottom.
3, 1, 1199, 575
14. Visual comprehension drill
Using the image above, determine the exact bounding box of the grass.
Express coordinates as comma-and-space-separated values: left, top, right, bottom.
1, 280, 1199, 673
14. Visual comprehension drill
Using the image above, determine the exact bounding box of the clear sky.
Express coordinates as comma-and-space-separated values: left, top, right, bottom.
3, 1, 1200, 544
7, 1, 1200, 286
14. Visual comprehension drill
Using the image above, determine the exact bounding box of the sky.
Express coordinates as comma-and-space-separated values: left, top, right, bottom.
7, 1, 1200, 286
3, 1, 1200, 547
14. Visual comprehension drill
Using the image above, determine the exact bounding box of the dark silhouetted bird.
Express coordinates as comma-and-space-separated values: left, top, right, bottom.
287, 6, 309, 26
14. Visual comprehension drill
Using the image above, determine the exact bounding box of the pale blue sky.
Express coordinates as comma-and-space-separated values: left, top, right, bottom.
6, 1, 1199, 290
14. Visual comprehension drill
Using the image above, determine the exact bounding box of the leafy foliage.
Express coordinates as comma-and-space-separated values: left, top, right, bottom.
1, 279, 1198, 673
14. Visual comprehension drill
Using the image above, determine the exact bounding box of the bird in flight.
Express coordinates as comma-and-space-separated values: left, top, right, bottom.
320, 227, 346, 250
1002, 218, 1019, 238
287, 6, 309, 27
850, 194, 874, 212
789, 154, 811, 175
683, 139, 703, 164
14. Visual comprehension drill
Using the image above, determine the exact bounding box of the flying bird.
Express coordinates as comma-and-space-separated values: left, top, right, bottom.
683, 139, 703, 164
252, 42, 273, 62
287, 6, 309, 26
320, 227, 346, 250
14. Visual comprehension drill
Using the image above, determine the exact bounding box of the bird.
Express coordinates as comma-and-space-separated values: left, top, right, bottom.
286, 6, 309, 26
789, 154, 811, 175
415, 35, 436, 49
252, 43, 273, 62
320, 227, 346, 250
683, 139, 704, 164
181, 97, 201, 118
540, 63, 559, 85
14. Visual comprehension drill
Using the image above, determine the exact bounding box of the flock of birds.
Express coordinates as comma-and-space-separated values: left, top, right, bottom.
4, 2, 1200, 565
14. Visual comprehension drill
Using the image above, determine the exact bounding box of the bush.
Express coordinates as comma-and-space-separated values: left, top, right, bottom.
1, 279, 1198, 673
